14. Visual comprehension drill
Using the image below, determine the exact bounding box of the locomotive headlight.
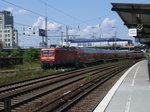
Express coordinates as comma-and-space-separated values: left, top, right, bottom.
41, 57, 54, 59
48, 57, 55, 59
41, 57, 47, 59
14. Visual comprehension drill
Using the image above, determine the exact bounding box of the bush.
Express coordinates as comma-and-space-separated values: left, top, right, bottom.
75, 62, 84, 68
11, 47, 23, 58
23, 47, 40, 62
0, 51, 8, 58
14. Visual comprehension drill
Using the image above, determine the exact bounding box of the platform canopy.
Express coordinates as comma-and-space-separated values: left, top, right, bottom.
111, 3, 150, 45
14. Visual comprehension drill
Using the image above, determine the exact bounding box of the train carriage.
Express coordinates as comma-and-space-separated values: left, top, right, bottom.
40, 47, 143, 69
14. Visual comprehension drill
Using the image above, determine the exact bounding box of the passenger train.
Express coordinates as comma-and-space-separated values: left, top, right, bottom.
40, 47, 143, 69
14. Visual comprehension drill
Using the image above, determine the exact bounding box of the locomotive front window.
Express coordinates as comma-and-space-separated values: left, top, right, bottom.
42, 50, 54, 55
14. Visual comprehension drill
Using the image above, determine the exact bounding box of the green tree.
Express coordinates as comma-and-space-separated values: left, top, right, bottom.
23, 47, 40, 62
0, 51, 8, 58
11, 47, 23, 58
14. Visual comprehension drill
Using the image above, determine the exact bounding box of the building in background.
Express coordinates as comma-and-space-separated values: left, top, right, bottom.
0, 41, 2, 51
66, 38, 133, 48
0, 11, 18, 48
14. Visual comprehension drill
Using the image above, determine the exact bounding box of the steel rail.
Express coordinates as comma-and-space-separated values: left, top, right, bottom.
0, 62, 122, 95
0, 62, 123, 111
32, 63, 132, 112
59, 64, 131, 112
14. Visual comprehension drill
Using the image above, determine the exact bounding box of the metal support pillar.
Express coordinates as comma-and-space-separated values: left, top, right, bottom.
147, 56, 150, 81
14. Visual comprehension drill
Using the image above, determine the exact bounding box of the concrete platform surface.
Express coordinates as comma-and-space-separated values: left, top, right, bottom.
93, 60, 150, 112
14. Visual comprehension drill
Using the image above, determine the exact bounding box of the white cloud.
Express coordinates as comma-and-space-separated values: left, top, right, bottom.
68, 29, 78, 34
23, 17, 117, 46
100, 18, 116, 30
32, 17, 62, 31
25, 17, 116, 39
29, 17, 116, 39
5, 8, 13, 12
69, 18, 117, 39
32, 17, 45, 29
16, 9, 29, 14
5, 8, 29, 14
20, 17, 124, 47
23, 17, 62, 36
47, 21, 62, 30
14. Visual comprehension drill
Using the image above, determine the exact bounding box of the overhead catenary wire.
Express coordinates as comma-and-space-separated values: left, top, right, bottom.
0, 0, 121, 48
0, 4, 7, 8
0, 0, 117, 32
0, 0, 119, 38
71, 13, 114, 26
38, 0, 114, 31
0, 0, 69, 26
0, 0, 83, 31
37, 0, 91, 26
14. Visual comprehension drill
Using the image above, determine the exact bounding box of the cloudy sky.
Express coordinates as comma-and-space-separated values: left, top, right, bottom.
0, 0, 149, 47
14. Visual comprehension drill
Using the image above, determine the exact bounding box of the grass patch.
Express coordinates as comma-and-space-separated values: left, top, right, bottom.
0, 69, 57, 83
0, 61, 57, 83
14, 61, 40, 69
0, 61, 41, 71
0, 70, 38, 83
84, 73, 93, 80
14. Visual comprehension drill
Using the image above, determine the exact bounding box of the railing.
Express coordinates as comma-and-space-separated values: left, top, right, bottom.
0, 58, 23, 68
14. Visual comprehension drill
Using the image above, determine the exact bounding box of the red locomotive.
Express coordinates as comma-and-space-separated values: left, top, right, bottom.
40, 47, 143, 69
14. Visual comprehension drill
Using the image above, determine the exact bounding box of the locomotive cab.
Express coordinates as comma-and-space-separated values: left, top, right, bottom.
40, 48, 56, 69
41, 49, 55, 61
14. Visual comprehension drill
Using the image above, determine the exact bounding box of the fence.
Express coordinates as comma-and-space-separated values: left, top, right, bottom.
0, 58, 23, 68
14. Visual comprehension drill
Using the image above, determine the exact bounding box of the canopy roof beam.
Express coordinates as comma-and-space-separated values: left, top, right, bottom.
112, 8, 150, 15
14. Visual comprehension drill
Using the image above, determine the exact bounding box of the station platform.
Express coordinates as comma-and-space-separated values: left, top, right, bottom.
93, 60, 150, 112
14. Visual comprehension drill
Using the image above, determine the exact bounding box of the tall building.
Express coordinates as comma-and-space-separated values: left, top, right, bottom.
0, 11, 18, 48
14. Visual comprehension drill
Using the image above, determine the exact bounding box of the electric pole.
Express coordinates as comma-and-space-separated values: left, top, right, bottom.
61, 31, 64, 46
66, 26, 69, 46
114, 31, 117, 50
45, 17, 48, 48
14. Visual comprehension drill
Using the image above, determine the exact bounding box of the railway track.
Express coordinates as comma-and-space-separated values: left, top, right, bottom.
0, 60, 138, 112
39, 62, 131, 112
65, 70, 125, 112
